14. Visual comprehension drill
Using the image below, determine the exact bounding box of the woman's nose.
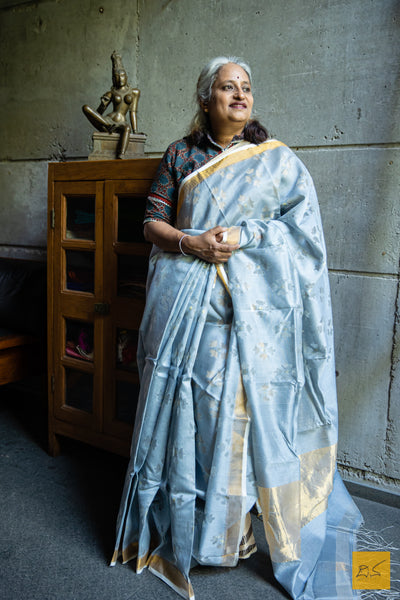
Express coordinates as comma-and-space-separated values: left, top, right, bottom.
234, 87, 245, 98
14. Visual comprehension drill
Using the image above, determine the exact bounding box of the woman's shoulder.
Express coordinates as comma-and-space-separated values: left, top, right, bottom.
164, 137, 192, 154
256, 139, 309, 172
254, 139, 291, 161
158, 137, 191, 164
259, 138, 287, 149
258, 139, 299, 159
162, 136, 212, 167
258, 139, 313, 182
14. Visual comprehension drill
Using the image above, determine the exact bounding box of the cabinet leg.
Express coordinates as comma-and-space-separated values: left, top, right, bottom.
48, 431, 61, 457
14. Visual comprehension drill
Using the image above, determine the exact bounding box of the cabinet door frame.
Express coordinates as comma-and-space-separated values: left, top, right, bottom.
102, 179, 152, 440
51, 180, 104, 431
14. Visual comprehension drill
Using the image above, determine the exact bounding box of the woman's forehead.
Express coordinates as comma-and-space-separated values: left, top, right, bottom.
216, 63, 249, 82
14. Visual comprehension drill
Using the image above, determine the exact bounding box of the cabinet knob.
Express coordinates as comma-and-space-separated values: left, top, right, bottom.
94, 302, 110, 315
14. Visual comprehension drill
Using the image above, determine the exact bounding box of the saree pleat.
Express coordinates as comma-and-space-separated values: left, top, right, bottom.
111, 140, 363, 599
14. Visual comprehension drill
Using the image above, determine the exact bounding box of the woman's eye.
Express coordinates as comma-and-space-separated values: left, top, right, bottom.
243, 87, 251, 93
222, 84, 233, 90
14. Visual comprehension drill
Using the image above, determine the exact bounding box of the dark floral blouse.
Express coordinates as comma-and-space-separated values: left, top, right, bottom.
144, 134, 243, 225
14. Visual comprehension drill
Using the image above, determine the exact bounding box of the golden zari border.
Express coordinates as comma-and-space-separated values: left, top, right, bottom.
258, 480, 301, 563
215, 225, 241, 296
300, 444, 336, 528
228, 378, 250, 496
238, 512, 257, 559
121, 541, 139, 564
136, 551, 149, 573
177, 139, 286, 215
148, 554, 195, 600
216, 264, 231, 296
224, 225, 241, 246
258, 444, 337, 563
224, 378, 252, 560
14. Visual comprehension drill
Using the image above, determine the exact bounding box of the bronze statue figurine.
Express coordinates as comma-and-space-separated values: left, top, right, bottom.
82, 52, 140, 159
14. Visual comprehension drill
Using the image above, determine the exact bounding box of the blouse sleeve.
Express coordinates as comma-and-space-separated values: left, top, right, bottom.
143, 143, 179, 225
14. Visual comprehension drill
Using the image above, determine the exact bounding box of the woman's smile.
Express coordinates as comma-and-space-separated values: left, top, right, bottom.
230, 101, 247, 109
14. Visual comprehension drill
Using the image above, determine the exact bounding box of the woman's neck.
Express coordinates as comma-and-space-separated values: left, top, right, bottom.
211, 127, 244, 149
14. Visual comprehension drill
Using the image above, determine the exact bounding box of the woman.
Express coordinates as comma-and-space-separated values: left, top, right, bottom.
111, 57, 363, 600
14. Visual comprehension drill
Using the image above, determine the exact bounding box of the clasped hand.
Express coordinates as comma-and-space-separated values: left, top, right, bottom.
182, 226, 239, 264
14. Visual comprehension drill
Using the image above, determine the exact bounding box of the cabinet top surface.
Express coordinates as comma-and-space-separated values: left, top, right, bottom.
48, 158, 161, 182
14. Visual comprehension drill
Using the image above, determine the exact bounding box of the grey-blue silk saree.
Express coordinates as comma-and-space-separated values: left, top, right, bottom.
111, 140, 363, 599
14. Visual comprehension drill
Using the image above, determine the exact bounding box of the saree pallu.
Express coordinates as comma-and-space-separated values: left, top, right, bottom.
111, 140, 363, 599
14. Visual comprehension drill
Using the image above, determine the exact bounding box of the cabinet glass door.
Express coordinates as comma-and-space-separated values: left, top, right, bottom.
53, 181, 103, 431
102, 179, 152, 441
63, 320, 94, 413
115, 327, 140, 426
66, 196, 95, 240
114, 190, 150, 302
65, 368, 93, 413
65, 250, 95, 293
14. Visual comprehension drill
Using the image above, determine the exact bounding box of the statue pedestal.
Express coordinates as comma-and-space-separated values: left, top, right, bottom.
88, 132, 147, 160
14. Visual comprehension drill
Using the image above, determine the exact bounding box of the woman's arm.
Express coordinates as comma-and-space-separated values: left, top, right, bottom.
143, 221, 239, 264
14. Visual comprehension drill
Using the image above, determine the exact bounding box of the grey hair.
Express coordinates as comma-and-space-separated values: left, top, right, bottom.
190, 56, 252, 134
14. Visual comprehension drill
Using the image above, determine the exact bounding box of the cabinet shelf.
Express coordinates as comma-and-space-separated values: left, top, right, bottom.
61, 356, 94, 372
62, 240, 97, 251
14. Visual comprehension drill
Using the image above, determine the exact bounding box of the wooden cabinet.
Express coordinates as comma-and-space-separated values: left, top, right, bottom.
47, 159, 160, 457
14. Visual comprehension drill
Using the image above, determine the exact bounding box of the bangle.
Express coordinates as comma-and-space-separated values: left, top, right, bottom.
179, 234, 189, 256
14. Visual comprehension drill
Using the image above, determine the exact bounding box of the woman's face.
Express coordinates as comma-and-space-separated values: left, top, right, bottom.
206, 63, 254, 132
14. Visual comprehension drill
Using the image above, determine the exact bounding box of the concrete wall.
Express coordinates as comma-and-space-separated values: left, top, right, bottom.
0, 0, 398, 492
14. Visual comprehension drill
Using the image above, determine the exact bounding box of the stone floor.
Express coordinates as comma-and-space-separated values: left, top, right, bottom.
1, 384, 399, 600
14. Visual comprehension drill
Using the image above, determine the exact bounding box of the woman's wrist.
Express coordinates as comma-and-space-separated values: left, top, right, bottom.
179, 234, 191, 256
